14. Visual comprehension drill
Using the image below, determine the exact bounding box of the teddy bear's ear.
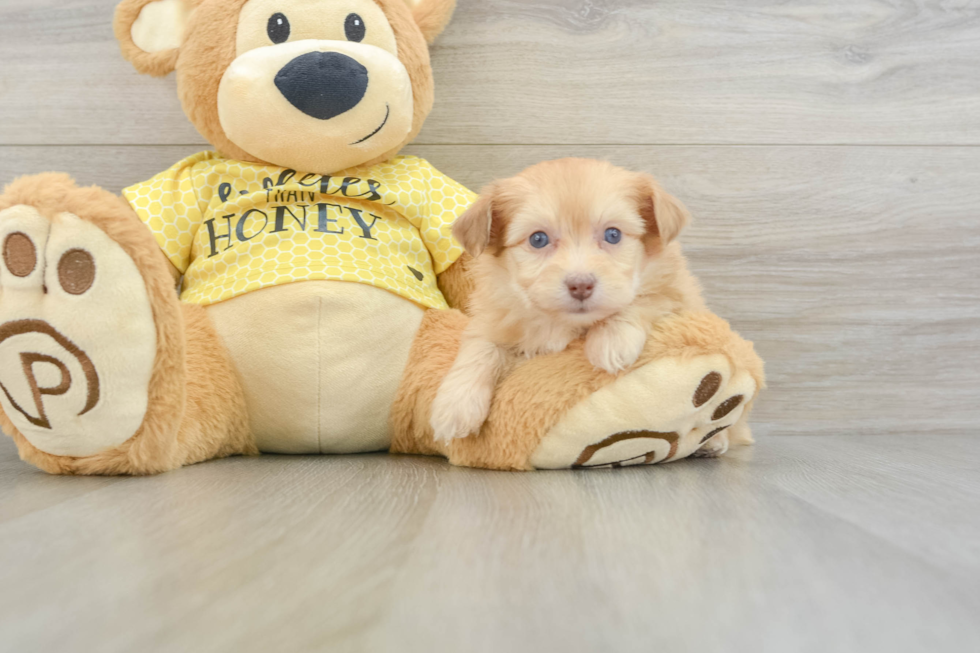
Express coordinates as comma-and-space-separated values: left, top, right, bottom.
114, 0, 192, 77
405, 0, 458, 44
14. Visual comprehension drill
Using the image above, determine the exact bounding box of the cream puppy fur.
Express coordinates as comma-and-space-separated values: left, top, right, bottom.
430, 159, 711, 445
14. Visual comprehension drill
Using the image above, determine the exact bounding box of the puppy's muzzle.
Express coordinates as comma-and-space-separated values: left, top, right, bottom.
275, 51, 369, 121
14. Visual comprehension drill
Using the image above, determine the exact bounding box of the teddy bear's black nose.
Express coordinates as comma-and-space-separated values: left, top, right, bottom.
275, 51, 369, 121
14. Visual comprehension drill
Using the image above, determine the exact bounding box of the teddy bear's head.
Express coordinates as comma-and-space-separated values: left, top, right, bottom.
114, 0, 456, 174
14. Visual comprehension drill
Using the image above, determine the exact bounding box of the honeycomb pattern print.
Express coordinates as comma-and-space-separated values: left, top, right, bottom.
122, 152, 476, 309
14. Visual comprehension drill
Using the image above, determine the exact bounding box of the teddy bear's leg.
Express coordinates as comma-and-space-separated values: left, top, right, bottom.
0, 174, 254, 475
391, 310, 764, 471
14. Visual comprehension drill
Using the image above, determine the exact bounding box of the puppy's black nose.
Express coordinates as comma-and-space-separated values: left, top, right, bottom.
275, 51, 369, 121
566, 275, 596, 301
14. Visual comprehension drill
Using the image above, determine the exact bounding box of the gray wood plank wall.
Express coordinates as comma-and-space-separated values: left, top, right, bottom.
1, 0, 978, 438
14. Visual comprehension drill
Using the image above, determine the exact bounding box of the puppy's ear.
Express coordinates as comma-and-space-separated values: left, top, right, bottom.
405, 0, 458, 44
114, 0, 192, 77
452, 184, 506, 258
636, 174, 691, 252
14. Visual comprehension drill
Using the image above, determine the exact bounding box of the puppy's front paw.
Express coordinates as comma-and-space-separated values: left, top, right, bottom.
430, 382, 492, 443
586, 320, 647, 374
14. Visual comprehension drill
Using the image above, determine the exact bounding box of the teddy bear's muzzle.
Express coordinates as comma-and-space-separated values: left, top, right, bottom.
274, 51, 370, 121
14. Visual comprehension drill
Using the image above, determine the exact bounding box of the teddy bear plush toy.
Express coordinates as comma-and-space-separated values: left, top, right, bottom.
0, 0, 764, 475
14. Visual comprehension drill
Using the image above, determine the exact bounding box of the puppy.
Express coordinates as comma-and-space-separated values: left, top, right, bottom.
430, 158, 707, 444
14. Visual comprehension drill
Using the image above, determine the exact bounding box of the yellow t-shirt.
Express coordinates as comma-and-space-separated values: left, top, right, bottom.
123, 152, 475, 309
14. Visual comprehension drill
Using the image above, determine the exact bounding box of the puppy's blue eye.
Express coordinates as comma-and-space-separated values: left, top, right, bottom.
604, 228, 622, 245
529, 232, 550, 249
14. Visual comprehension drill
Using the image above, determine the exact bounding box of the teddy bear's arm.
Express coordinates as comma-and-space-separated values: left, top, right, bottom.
436, 252, 475, 313
162, 251, 181, 287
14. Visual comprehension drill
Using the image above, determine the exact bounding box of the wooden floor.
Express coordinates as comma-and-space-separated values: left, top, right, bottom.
0, 435, 978, 653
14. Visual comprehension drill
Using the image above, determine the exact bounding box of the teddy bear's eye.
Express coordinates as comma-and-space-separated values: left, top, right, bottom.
267, 13, 291, 44
345, 13, 366, 42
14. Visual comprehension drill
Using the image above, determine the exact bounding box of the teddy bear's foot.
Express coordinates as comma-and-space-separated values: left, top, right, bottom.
392, 309, 764, 472
0, 202, 158, 459
0, 175, 252, 475
691, 430, 730, 458
529, 354, 756, 469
